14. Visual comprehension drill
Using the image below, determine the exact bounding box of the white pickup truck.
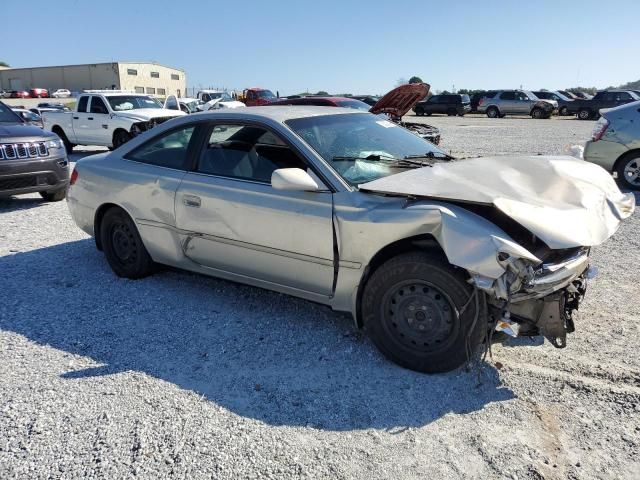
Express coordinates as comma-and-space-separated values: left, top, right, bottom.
42, 91, 185, 152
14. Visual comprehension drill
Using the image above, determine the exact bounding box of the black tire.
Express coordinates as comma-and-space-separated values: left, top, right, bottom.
54, 128, 75, 155
577, 109, 592, 120
559, 106, 568, 116
39, 187, 66, 202
100, 207, 155, 279
531, 107, 544, 119
615, 152, 640, 191
113, 130, 132, 149
447, 108, 457, 116
414, 107, 424, 116
362, 252, 485, 373
486, 107, 499, 118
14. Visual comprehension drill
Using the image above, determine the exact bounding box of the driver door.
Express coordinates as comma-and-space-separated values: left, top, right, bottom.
175, 122, 335, 296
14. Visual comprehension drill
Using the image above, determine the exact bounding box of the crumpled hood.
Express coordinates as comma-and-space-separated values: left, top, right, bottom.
360, 155, 635, 249
114, 108, 185, 121
369, 83, 430, 118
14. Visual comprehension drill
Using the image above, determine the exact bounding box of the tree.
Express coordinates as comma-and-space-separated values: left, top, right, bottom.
0, 61, 10, 68
315, 90, 329, 96
408, 76, 423, 84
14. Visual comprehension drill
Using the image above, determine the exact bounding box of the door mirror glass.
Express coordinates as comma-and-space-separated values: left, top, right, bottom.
271, 168, 319, 191
164, 95, 179, 110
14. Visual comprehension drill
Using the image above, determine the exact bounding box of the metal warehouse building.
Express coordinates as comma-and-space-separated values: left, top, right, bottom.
0, 62, 186, 97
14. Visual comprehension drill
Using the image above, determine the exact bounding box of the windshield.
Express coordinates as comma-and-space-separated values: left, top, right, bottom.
0, 103, 22, 124
107, 95, 162, 111
336, 99, 371, 111
286, 113, 450, 185
257, 90, 276, 99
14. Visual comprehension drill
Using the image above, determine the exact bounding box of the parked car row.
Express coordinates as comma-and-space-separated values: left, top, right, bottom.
463, 89, 639, 120
0, 88, 71, 99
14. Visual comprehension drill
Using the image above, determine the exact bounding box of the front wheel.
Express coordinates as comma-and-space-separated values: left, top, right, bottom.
616, 152, 640, 190
559, 106, 568, 116
414, 107, 424, 116
362, 252, 485, 373
531, 107, 544, 119
100, 207, 155, 279
112, 130, 132, 149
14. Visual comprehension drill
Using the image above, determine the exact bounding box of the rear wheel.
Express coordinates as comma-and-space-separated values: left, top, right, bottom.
616, 152, 640, 190
100, 207, 155, 279
559, 106, 568, 116
447, 108, 457, 116
39, 187, 66, 202
578, 109, 592, 120
414, 107, 424, 116
362, 252, 485, 373
486, 107, 499, 118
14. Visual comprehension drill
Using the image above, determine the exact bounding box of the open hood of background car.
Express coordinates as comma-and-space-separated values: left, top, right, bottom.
360, 155, 635, 249
369, 83, 430, 118
115, 109, 185, 121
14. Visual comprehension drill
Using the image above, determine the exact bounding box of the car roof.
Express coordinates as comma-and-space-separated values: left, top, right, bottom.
190, 105, 367, 123
178, 97, 198, 102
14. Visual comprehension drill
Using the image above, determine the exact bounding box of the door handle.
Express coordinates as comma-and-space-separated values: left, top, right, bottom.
87, 117, 94, 120
73, 116, 79, 119
183, 194, 201, 208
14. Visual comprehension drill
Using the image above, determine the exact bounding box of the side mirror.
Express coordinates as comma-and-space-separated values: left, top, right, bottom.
271, 168, 319, 192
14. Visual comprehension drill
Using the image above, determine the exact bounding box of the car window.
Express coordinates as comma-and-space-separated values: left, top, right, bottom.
603, 92, 615, 102
617, 92, 631, 101
460, 94, 470, 103
428, 95, 440, 103
197, 124, 307, 183
516, 92, 529, 101
126, 125, 196, 169
90, 96, 109, 114
500, 91, 515, 100
77, 96, 89, 112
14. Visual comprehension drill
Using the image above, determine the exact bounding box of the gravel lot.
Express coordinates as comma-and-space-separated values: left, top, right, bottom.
1, 116, 639, 479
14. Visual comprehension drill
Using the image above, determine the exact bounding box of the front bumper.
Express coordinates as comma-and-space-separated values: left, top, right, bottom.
0, 154, 69, 197
484, 248, 592, 348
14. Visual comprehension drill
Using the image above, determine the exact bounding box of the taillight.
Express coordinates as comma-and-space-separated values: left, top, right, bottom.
592, 117, 609, 141
70, 168, 79, 185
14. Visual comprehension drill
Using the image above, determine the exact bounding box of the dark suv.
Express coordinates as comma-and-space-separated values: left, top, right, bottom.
0, 101, 69, 201
413, 94, 471, 116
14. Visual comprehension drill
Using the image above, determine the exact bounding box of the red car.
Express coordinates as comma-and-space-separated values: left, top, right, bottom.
29, 88, 49, 98
10, 90, 30, 98
240, 87, 277, 106
268, 96, 371, 110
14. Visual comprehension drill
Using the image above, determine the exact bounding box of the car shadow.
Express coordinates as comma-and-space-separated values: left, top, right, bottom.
0, 195, 48, 212
0, 240, 515, 431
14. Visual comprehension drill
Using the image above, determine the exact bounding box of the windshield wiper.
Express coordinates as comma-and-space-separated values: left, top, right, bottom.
404, 151, 455, 161
332, 154, 432, 169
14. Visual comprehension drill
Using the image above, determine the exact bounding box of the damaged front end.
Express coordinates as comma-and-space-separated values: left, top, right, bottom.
472, 246, 593, 348
130, 116, 178, 136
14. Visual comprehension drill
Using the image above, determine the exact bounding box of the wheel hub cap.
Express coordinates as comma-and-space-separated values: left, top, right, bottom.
385, 282, 455, 351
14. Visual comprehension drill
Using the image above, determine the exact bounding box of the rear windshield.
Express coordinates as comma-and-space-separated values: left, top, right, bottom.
335, 99, 371, 111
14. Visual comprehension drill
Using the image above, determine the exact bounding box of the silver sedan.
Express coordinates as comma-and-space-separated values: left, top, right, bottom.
67, 106, 634, 373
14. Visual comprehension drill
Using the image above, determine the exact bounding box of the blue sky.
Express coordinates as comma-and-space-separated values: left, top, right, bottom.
3, 0, 639, 95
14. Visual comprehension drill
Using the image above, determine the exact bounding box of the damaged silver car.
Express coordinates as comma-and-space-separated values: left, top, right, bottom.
67, 106, 635, 373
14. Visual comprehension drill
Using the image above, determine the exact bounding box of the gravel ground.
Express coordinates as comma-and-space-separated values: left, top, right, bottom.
1, 119, 639, 480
